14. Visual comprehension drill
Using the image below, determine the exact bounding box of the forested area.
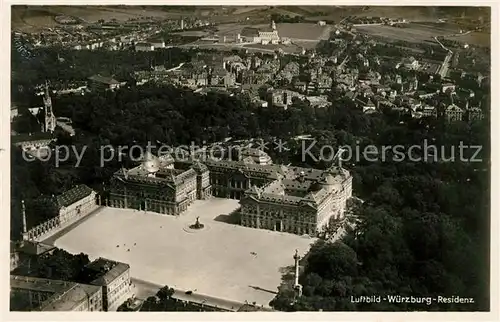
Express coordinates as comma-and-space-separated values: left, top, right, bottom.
10, 77, 489, 310
12, 248, 91, 282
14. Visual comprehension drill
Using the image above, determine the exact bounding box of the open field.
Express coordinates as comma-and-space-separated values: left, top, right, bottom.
290, 40, 319, 50
12, 5, 183, 32
348, 6, 489, 22
54, 198, 314, 307
175, 22, 329, 41
357, 23, 459, 44
11, 7, 60, 31
11, 6, 273, 31
349, 6, 449, 21
173, 23, 270, 38
444, 32, 491, 47
357, 22, 490, 47
13, 6, 256, 32
277, 23, 331, 40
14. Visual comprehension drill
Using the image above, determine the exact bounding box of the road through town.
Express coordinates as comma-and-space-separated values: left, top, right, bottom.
131, 277, 274, 311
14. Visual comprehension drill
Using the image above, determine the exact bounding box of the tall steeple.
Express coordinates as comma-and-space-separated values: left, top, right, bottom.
271, 20, 276, 31
42, 81, 56, 133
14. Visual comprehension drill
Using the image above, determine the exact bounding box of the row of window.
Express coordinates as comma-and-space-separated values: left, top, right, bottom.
243, 209, 314, 221
242, 215, 314, 225
242, 220, 315, 233
110, 281, 130, 305
89, 296, 103, 312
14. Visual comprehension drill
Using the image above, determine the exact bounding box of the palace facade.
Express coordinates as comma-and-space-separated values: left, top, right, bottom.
109, 152, 211, 215
109, 151, 352, 236
239, 166, 352, 235
23, 184, 98, 241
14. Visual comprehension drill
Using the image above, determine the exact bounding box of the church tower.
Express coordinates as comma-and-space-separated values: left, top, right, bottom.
271, 20, 276, 31
42, 82, 56, 133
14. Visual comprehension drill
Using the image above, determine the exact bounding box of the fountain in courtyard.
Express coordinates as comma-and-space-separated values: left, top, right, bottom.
189, 216, 204, 230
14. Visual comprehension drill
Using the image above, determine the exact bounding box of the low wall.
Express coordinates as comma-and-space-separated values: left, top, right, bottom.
23, 204, 100, 242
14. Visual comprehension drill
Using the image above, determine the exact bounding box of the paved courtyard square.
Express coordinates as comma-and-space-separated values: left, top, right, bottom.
54, 198, 315, 306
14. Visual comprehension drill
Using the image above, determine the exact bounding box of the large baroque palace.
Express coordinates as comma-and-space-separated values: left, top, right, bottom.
109, 153, 211, 215
109, 151, 352, 235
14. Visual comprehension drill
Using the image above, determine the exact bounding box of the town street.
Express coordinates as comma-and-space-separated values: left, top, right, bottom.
131, 277, 274, 311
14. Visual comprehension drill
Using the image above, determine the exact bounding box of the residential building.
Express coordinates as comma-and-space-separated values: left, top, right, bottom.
402, 56, 420, 70
210, 66, 233, 86
11, 132, 55, 159
306, 95, 332, 108
56, 117, 75, 136
468, 107, 484, 121
84, 258, 131, 311
445, 103, 464, 122
361, 99, 377, 113
419, 105, 438, 118
251, 97, 268, 108
277, 62, 300, 83
239, 148, 273, 165
442, 83, 456, 93
10, 242, 19, 271
11, 106, 18, 122
10, 275, 103, 311
269, 89, 304, 109
88, 74, 122, 91
294, 81, 307, 92
316, 75, 333, 93
135, 42, 154, 52
150, 39, 165, 49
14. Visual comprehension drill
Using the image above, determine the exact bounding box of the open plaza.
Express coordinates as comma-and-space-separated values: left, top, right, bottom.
54, 198, 315, 307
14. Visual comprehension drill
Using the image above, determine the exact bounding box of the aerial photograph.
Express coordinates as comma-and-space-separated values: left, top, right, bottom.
9, 5, 491, 312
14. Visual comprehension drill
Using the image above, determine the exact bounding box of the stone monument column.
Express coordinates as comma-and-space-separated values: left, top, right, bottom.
21, 200, 27, 236
293, 249, 303, 298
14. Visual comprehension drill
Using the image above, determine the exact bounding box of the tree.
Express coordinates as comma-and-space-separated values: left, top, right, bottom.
156, 285, 175, 301
12, 248, 90, 282
304, 241, 358, 280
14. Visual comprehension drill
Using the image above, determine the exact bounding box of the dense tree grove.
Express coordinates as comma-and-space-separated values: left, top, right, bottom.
12, 248, 90, 282
11, 78, 489, 310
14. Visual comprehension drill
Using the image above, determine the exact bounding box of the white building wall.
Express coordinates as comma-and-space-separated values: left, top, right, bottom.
106, 269, 131, 311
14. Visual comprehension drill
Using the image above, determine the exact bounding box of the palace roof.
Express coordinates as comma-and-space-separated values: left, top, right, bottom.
54, 184, 94, 209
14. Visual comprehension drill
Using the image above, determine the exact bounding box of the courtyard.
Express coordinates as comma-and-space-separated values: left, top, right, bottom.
54, 198, 315, 307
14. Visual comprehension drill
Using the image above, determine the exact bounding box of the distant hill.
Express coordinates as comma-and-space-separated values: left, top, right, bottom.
12, 5, 490, 32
